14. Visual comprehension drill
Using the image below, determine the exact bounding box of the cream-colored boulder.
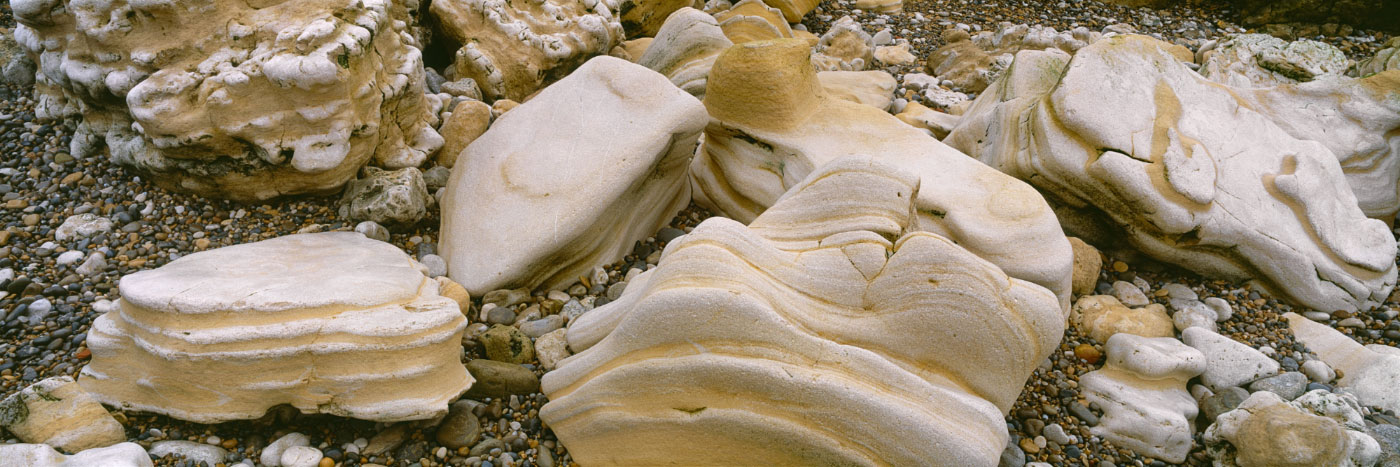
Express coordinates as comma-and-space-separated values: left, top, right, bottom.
1358, 38, 1400, 77
431, 0, 624, 102
713, 0, 793, 44
440, 56, 706, 295
817, 70, 896, 111
894, 101, 961, 139
610, 38, 655, 62
13, 0, 440, 201
854, 0, 901, 13
1287, 312, 1400, 416
78, 232, 471, 423
812, 16, 873, 71
1200, 34, 1348, 87
0, 377, 125, 453
874, 43, 917, 66
1071, 295, 1174, 344
1081, 334, 1206, 463
945, 36, 1397, 313
542, 156, 1065, 466
0, 442, 152, 467
693, 39, 1074, 307
618, 0, 703, 38
1068, 237, 1101, 296
436, 101, 492, 168
924, 23, 1102, 93
637, 8, 733, 99
1204, 390, 1380, 467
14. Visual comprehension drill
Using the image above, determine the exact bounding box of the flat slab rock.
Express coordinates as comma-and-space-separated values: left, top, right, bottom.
78, 232, 471, 423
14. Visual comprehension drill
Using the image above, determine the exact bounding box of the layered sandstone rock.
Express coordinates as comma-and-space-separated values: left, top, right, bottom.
637, 8, 733, 99
440, 57, 706, 295
431, 0, 625, 102
543, 157, 1065, 466
78, 232, 471, 423
693, 39, 1073, 306
0, 377, 125, 453
13, 0, 441, 201
944, 36, 1397, 312
713, 0, 794, 44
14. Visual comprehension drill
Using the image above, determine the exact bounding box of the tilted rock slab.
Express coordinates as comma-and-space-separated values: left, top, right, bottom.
944, 35, 1397, 313
440, 56, 706, 295
693, 39, 1073, 307
431, 0, 624, 102
1081, 334, 1205, 463
637, 7, 733, 99
1287, 312, 1400, 416
0, 377, 125, 454
13, 0, 441, 201
78, 232, 471, 424
542, 156, 1065, 466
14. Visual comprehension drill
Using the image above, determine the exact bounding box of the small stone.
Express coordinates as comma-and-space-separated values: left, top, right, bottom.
479, 324, 535, 364
534, 329, 571, 371
464, 359, 541, 399
262, 432, 310, 466
1183, 327, 1281, 391
1204, 297, 1233, 321
1068, 237, 1102, 296
486, 307, 517, 326
519, 315, 565, 338
1301, 359, 1334, 383
1018, 436, 1040, 454
355, 221, 391, 242
1248, 372, 1309, 401
1111, 281, 1149, 307
149, 440, 228, 466
420, 254, 448, 278
281, 446, 323, 467
483, 288, 531, 307
1201, 386, 1250, 422
436, 400, 483, 450
1074, 344, 1101, 364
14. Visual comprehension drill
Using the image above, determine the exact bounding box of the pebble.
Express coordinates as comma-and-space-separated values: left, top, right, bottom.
281, 446, 324, 467
150, 440, 228, 466
1248, 371, 1308, 401
263, 432, 311, 466
1301, 359, 1334, 383
1111, 281, 1149, 307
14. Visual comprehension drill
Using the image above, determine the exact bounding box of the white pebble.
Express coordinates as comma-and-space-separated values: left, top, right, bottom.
56, 250, 84, 265
280, 445, 322, 467
261, 432, 310, 466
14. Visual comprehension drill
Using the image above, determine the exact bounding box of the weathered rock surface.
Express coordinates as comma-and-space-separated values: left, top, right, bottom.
0, 377, 125, 454
78, 232, 471, 423
14, 0, 441, 201
1287, 312, 1400, 416
1204, 390, 1381, 467
812, 16, 873, 71
1183, 327, 1280, 391
338, 167, 434, 227
924, 23, 1101, 93
1358, 38, 1400, 77
542, 157, 1064, 466
637, 7, 733, 99
431, 0, 625, 102
1200, 34, 1347, 87
436, 101, 492, 168
817, 70, 896, 111
945, 36, 1398, 312
693, 39, 1073, 307
0, 442, 152, 467
1068, 237, 1101, 296
618, 0, 703, 38
1081, 334, 1206, 463
713, 0, 794, 44
1071, 295, 1174, 344
440, 57, 706, 295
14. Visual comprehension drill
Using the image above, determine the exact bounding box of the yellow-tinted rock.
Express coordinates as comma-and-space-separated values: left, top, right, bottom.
0, 377, 125, 453
1069, 237, 1102, 296
619, 0, 702, 38
1071, 295, 1174, 343
610, 38, 655, 62
436, 101, 492, 168
714, 0, 793, 44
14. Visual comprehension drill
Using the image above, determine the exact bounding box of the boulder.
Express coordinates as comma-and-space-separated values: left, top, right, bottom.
440, 57, 706, 295
542, 156, 1065, 466
338, 167, 434, 227
436, 101, 492, 168
1204, 390, 1382, 467
430, 0, 625, 102
893, 101, 961, 139
13, 0, 441, 201
78, 232, 471, 423
1200, 34, 1347, 87
0, 442, 151, 467
925, 23, 1102, 93
854, 0, 902, 13
1182, 327, 1280, 391
618, 0, 703, 37
1070, 295, 1174, 344
637, 8, 733, 99
0, 377, 125, 453
54, 214, 113, 242
713, 0, 794, 44
1358, 38, 1400, 77
873, 43, 917, 66
1080, 334, 1206, 463
817, 70, 896, 111
610, 38, 655, 62
693, 39, 1074, 308
812, 16, 873, 71
1287, 312, 1400, 416
1068, 237, 1101, 296
944, 36, 1398, 312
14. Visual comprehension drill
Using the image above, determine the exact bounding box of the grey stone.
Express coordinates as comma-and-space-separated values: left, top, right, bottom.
464, 359, 540, 399
420, 254, 448, 278
998, 435, 1025, 467
150, 440, 227, 466
469, 438, 506, 457
442, 79, 483, 101
519, 315, 565, 338
1043, 423, 1071, 445
354, 221, 390, 242
486, 307, 516, 326
338, 167, 433, 226
1112, 281, 1150, 307
1183, 327, 1281, 391
435, 400, 483, 450
1302, 359, 1334, 383
423, 166, 452, 191
482, 288, 531, 307
1201, 386, 1250, 422
1249, 372, 1309, 401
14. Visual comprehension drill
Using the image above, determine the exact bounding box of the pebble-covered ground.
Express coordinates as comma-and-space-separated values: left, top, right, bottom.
2, 0, 1398, 466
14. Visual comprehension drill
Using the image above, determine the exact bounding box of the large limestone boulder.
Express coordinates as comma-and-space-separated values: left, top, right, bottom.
0, 442, 152, 467
944, 35, 1398, 313
0, 377, 125, 453
1200, 34, 1348, 87
78, 232, 471, 423
430, 0, 625, 102
439, 56, 706, 295
13, 0, 441, 201
1287, 312, 1400, 416
924, 23, 1102, 93
1204, 390, 1382, 467
542, 157, 1065, 466
1080, 334, 1206, 463
693, 39, 1074, 307
637, 7, 733, 99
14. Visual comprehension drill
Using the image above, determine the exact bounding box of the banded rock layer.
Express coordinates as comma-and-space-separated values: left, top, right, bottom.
78, 232, 471, 424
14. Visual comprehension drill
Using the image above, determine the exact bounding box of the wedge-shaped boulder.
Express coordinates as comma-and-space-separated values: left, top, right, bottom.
0, 377, 125, 453
440, 57, 706, 295
542, 157, 1065, 466
1287, 312, 1400, 416
1081, 334, 1205, 463
78, 232, 471, 424
944, 36, 1398, 312
638, 8, 733, 99
693, 39, 1073, 307
431, 0, 625, 102
13, 0, 441, 201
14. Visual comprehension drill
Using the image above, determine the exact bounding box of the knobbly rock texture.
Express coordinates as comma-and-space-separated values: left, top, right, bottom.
693, 39, 1073, 307
0, 376, 124, 453
924, 23, 1101, 93
1071, 295, 1174, 344
1199, 34, 1348, 87
440, 57, 706, 295
542, 157, 1064, 466
1080, 334, 1205, 463
431, 0, 625, 102
77, 232, 471, 423
945, 36, 1398, 313
812, 16, 873, 71
1358, 38, 1400, 77
337, 167, 434, 227
13, 0, 442, 201
1068, 237, 1102, 296
0, 442, 152, 467
637, 7, 733, 99
1204, 390, 1381, 467
1288, 312, 1400, 415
